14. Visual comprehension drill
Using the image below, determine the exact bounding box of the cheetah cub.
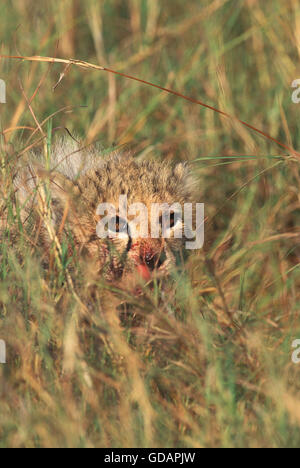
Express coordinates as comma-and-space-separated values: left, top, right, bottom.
14, 139, 197, 282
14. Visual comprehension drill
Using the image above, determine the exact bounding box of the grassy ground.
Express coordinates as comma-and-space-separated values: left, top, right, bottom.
1, 0, 300, 448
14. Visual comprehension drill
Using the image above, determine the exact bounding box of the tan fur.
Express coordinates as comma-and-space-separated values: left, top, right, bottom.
14, 139, 197, 281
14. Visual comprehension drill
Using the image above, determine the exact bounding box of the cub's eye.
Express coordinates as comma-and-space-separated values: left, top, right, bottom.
159, 211, 181, 230
170, 211, 175, 228
108, 216, 128, 233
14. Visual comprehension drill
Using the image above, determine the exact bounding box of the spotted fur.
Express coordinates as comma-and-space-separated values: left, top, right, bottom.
14, 138, 197, 281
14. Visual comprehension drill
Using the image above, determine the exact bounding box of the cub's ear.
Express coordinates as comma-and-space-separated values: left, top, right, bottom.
173, 162, 198, 196
15, 163, 82, 233
34, 166, 80, 205
16, 163, 80, 206
173, 162, 189, 180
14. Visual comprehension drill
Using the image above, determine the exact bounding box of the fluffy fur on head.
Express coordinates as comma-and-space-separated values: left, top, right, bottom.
15, 138, 197, 281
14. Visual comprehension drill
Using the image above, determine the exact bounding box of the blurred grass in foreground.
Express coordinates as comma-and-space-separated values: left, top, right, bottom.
0, 0, 300, 448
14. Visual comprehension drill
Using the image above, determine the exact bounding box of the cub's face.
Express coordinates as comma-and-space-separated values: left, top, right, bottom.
17, 151, 196, 282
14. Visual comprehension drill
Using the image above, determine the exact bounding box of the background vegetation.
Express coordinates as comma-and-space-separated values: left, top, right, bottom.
0, 0, 300, 448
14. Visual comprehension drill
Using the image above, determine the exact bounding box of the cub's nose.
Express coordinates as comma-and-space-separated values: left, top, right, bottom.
140, 248, 165, 271
143, 252, 157, 271
129, 239, 166, 280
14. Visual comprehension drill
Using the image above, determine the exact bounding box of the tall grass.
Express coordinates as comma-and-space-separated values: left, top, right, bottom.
0, 0, 300, 448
